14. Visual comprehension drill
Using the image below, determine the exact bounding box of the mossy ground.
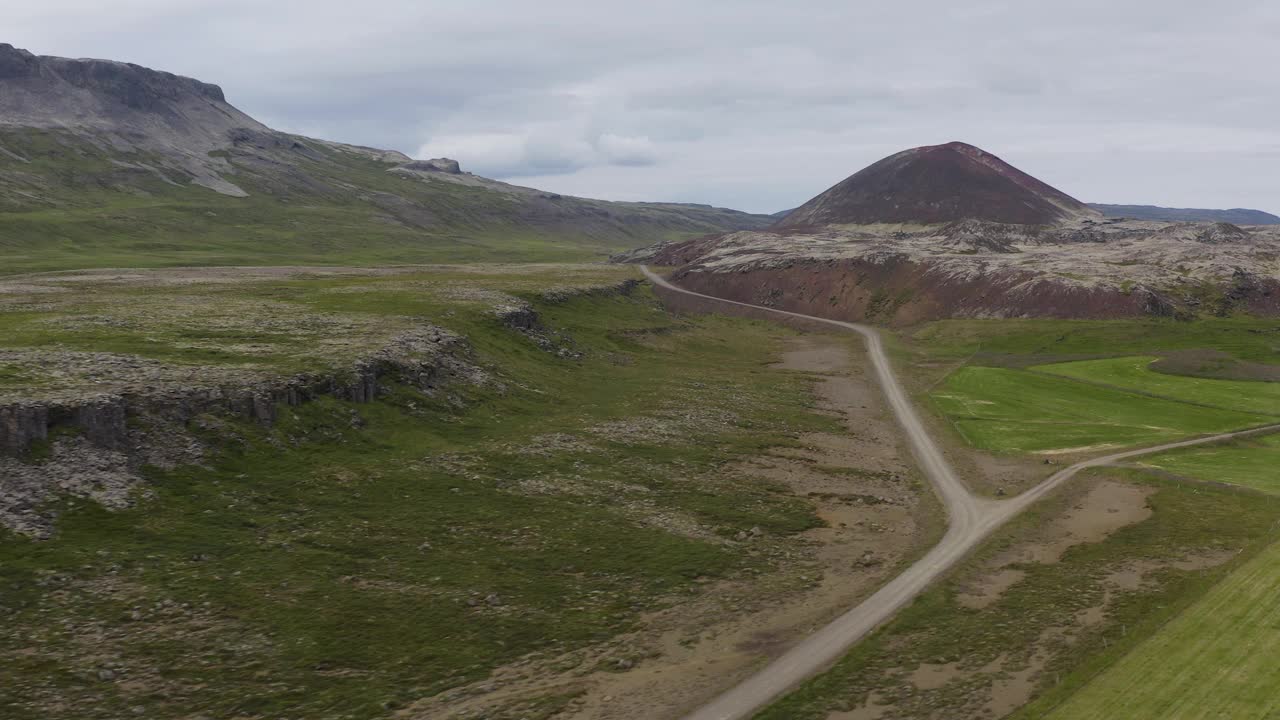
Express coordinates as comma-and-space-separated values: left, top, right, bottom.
0, 284, 842, 719
0, 264, 640, 390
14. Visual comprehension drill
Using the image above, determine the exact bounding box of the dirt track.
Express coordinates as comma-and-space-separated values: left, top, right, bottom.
640, 265, 1280, 720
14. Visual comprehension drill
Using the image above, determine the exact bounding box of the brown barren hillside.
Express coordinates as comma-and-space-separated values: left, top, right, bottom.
776, 141, 1099, 227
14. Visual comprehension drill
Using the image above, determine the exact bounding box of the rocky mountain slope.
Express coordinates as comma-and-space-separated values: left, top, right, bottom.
629, 143, 1280, 323
0, 43, 771, 272
776, 141, 1100, 228
1090, 204, 1280, 225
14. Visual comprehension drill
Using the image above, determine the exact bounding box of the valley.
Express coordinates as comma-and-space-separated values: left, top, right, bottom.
2, 34, 1280, 720
2, 265, 930, 718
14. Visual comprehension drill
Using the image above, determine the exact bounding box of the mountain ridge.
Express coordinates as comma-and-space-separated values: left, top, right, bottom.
0, 42, 771, 272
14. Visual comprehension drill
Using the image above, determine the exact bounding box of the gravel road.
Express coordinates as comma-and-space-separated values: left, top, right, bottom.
639, 265, 1280, 720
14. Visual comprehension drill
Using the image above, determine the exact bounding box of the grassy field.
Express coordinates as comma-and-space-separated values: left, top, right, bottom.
894, 317, 1280, 455
0, 194, 611, 273
929, 366, 1269, 454
1035, 356, 1280, 416
0, 279, 845, 719
874, 318, 1280, 719
1141, 433, 1280, 495
757, 467, 1280, 719
1040, 535, 1280, 720
905, 318, 1280, 368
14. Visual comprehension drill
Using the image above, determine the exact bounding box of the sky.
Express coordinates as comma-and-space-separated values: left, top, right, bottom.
7, 0, 1279, 214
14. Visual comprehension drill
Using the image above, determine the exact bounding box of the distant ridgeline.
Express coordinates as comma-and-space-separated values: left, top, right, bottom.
0, 42, 771, 272
1089, 204, 1280, 225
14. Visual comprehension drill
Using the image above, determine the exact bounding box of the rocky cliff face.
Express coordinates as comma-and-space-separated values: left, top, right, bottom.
0, 43, 270, 196
0, 277, 644, 538
0, 325, 485, 537
0, 43, 233, 113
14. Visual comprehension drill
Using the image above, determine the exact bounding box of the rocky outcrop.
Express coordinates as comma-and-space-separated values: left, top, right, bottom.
0, 404, 50, 456
538, 278, 641, 304
0, 43, 228, 107
1, 325, 479, 457
0, 43, 270, 197
0, 325, 486, 537
393, 158, 463, 174
491, 279, 642, 358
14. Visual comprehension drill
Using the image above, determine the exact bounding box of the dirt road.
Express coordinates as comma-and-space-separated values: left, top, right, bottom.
639, 265, 1280, 720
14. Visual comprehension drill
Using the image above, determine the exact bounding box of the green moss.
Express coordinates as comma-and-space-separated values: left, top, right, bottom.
0, 291, 841, 718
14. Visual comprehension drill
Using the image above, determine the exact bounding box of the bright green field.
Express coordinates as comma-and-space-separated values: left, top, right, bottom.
1142, 433, 1280, 495
907, 318, 1280, 366
931, 366, 1270, 454
1036, 356, 1280, 417
1044, 536, 1280, 720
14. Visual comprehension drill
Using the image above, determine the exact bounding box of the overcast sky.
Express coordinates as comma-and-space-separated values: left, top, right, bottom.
8, 0, 1279, 214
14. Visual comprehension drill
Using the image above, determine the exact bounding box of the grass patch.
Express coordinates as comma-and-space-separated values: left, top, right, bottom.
1140, 433, 1280, 495
758, 468, 1280, 719
907, 318, 1280, 367
1039, 534, 1280, 719
930, 366, 1268, 453
1034, 356, 1280, 416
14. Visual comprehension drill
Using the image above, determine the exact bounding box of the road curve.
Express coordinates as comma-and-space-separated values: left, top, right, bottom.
639, 266, 1280, 720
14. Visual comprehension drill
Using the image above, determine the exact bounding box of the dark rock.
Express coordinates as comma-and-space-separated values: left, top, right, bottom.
395, 158, 462, 174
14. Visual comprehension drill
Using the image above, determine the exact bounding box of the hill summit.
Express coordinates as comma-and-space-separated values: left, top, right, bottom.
777, 141, 1098, 228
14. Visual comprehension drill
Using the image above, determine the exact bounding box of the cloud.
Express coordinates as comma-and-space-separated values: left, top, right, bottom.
416, 128, 657, 177
4, 0, 1279, 213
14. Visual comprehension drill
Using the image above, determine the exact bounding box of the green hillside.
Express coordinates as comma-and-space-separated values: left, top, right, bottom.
0, 127, 765, 274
